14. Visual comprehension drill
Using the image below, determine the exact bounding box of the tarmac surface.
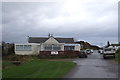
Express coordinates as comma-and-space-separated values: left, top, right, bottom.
64, 51, 118, 78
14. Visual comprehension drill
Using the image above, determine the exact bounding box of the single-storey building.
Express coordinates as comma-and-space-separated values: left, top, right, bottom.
15, 36, 80, 55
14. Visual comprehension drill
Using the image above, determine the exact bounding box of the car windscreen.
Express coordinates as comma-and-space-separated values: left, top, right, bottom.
104, 48, 112, 51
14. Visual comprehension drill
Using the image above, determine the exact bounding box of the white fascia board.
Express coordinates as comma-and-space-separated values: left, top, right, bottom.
64, 44, 80, 46
42, 43, 64, 45
15, 43, 40, 45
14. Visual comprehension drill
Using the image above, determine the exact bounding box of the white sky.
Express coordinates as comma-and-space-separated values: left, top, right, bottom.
1, 0, 119, 46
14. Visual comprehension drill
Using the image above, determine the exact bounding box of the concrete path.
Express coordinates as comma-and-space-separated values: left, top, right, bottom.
64, 51, 118, 78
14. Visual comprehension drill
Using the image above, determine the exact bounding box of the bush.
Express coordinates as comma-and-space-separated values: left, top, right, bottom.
116, 48, 120, 62
3, 55, 39, 61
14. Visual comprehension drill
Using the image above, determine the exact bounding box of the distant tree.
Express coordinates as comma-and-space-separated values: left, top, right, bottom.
8, 43, 15, 55
76, 41, 99, 49
2, 41, 5, 56
2, 41, 5, 45
90, 45, 100, 50
2, 41, 15, 57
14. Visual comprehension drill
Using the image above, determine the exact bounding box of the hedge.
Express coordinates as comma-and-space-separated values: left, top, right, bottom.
38, 51, 79, 59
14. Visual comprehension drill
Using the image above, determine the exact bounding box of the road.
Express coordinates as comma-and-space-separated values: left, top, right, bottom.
64, 51, 118, 78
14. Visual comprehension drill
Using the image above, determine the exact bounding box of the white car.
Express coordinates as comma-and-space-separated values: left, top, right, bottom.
103, 47, 116, 59
86, 49, 91, 54
98, 49, 104, 54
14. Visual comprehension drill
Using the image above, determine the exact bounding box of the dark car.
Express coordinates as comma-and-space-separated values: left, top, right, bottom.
78, 51, 87, 58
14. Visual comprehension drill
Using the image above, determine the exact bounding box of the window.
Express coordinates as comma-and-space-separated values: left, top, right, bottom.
45, 46, 52, 51
24, 45, 31, 51
44, 45, 61, 51
16, 45, 23, 51
64, 46, 74, 51
16, 45, 32, 51
53, 46, 60, 51
105, 48, 111, 51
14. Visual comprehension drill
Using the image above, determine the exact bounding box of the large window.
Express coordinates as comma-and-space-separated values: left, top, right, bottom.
53, 46, 61, 51
16, 45, 32, 51
64, 46, 74, 51
16, 45, 22, 51
44, 45, 61, 51
45, 46, 52, 51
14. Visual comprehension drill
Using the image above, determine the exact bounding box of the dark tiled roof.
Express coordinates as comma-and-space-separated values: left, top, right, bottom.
28, 37, 75, 43
54, 38, 74, 43
28, 37, 48, 43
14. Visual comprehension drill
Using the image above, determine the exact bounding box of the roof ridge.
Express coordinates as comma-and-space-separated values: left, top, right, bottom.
29, 37, 48, 38
55, 37, 74, 38
29, 37, 73, 39
29, 37, 75, 43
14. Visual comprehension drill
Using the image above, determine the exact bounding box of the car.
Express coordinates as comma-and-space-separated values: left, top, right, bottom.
90, 49, 94, 53
98, 49, 104, 54
86, 49, 91, 54
78, 51, 87, 58
103, 47, 116, 59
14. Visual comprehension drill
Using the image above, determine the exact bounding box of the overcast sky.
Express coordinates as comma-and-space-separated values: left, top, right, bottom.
2, 0, 119, 46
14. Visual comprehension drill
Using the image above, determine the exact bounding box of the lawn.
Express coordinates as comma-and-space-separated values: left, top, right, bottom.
2, 60, 76, 78
115, 49, 120, 63
0, 60, 2, 79
116, 52, 120, 63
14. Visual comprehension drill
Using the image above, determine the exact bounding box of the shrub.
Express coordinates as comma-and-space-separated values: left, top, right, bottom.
3, 55, 39, 61
116, 48, 120, 63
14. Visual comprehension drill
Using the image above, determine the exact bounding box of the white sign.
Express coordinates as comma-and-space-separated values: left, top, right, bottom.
51, 51, 58, 55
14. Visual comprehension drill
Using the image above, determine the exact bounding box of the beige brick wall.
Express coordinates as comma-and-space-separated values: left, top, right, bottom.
15, 43, 80, 55
75, 46, 80, 51
15, 44, 39, 55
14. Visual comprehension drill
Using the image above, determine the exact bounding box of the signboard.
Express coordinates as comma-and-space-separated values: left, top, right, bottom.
51, 51, 58, 55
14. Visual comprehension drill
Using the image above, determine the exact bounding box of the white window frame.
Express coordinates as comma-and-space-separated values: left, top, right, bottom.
16, 45, 32, 51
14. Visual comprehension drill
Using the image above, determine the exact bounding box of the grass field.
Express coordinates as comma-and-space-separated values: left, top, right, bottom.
116, 52, 120, 63
2, 60, 76, 78
0, 60, 2, 79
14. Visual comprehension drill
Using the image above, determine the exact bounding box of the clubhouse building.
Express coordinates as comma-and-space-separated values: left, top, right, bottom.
15, 35, 80, 55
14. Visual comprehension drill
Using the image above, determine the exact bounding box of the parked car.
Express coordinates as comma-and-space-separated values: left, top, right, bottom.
90, 49, 94, 53
78, 51, 87, 58
86, 49, 91, 54
98, 49, 104, 54
103, 47, 116, 59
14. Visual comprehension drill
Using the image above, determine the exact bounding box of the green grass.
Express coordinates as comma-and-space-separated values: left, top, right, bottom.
3, 60, 76, 78
116, 52, 120, 63
0, 60, 2, 79
2, 61, 16, 69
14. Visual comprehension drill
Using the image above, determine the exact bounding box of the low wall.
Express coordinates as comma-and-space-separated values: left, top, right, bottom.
15, 51, 33, 55
38, 51, 79, 58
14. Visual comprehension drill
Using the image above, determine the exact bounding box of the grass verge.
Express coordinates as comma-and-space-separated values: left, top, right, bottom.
3, 60, 76, 78
116, 52, 120, 63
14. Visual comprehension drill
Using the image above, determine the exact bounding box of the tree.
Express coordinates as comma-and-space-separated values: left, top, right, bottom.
2, 41, 15, 57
